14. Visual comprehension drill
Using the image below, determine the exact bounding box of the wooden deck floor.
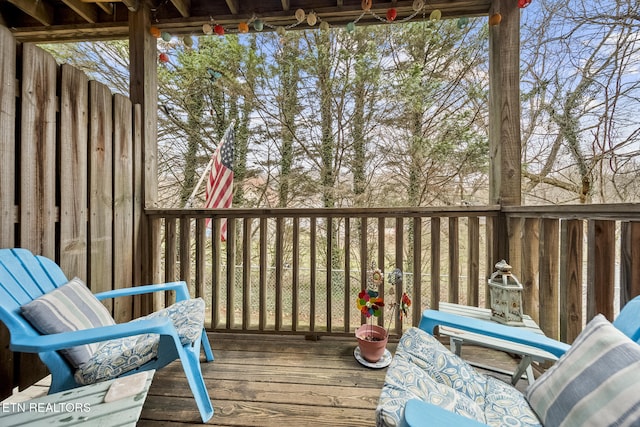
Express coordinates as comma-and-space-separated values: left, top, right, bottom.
138, 332, 531, 426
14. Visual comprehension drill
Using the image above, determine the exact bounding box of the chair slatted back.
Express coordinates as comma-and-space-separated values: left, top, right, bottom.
0, 248, 68, 336
613, 296, 640, 344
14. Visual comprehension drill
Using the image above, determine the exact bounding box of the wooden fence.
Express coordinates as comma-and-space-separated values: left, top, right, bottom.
0, 26, 143, 398
146, 205, 640, 345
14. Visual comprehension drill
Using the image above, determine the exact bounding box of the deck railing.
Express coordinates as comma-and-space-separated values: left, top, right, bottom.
146, 205, 640, 343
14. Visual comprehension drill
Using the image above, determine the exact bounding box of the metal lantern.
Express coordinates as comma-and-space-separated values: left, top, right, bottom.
488, 260, 524, 326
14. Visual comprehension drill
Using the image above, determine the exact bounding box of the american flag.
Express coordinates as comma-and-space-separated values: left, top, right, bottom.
205, 126, 234, 240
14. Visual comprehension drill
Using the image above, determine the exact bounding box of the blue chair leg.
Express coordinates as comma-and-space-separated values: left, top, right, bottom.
179, 345, 214, 422
201, 329, 214, 362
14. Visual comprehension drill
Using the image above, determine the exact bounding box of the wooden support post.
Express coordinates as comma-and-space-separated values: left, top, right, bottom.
129, 3, 158, 300
489, 0, 522, 264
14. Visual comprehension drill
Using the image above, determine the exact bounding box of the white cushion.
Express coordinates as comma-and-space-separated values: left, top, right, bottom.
526, 314, 640, 426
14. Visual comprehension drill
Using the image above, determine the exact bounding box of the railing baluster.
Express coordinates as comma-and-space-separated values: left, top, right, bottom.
275, 217, 284, 331
522, 218, 540, 324
310, 217, 317, 332
242, 217, 252, 329
343, 217, 350, 333
212, 217, 222, 329
292, 217, 300, 332
377, 217, 385, 327
195, 218, 206, 300
326, 217, 333, 333
259, 217, 267, 331
226, 218, 236, 329
467, 216, 480, 307
430, 217, 441, 311
448, 217, 459, 304
165, 218, 177, 307
412, 217, 422, 327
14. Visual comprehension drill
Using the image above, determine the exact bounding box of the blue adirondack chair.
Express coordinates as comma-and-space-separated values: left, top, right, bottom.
378, 295, 640, 427
0, 248, 215, 423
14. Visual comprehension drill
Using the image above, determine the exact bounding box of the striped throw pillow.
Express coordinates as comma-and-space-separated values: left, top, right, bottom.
526, 314, 640, 427
21, 277, 115, 368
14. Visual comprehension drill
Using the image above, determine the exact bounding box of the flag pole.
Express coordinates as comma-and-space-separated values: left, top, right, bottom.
184, 120, 235, 208
184, 156, 214, 208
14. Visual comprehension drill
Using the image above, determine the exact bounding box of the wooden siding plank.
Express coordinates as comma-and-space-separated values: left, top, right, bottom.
0, 25, 16, 249
112, 94, 134, 323
467, 216, 480, 307
587, 220, 615, 321
620, 222, 640, 306
430, 217, 441, 311
522, 218, 540, 323
88, 81, 113, 312
17, 43, 57, 392
448, 217, 459, 303
19, 43, 57, 259
539, 218, 559, 339
0, 25, 15, 398
560, 219, 583, 344
59, 64, 89, 281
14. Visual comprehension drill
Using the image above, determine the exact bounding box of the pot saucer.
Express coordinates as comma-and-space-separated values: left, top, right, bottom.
354, 346, 392, 368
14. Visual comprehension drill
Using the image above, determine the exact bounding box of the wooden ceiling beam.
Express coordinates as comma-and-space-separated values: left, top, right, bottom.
62, 0, 98, 23
79, 0, 116, 15
6, 0, 54, 26
225, 0, 239, 15
170, 0, 191, 18
120, 0, 140, 12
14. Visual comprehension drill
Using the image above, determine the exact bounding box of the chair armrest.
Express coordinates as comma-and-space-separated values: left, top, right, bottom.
419, 309, 570, 358
402, 400, 488, 427
94, 281, 190, 302
10, 317, 177, 353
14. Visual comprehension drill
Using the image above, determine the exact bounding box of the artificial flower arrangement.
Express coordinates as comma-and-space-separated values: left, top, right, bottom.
356, 266, 412, 342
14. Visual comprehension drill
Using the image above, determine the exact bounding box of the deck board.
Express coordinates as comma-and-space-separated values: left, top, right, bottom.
138, 332, 529, 426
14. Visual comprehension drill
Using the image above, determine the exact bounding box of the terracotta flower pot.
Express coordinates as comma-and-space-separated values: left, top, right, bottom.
355, 324, 388, 362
